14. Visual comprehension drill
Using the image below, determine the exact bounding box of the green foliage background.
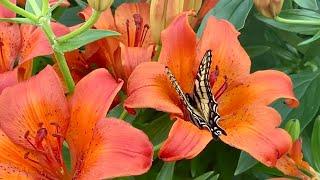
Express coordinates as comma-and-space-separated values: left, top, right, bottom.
33, 0, 320, 179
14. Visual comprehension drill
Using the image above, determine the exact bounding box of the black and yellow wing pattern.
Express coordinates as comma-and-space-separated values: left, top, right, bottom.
165, 50, 226, 139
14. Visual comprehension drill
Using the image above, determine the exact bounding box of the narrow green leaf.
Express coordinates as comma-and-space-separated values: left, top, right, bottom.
299, 30, 320, 46
194, 171, 219, 180
197, 0, 253, 36
245, 46, 271, 58
156, 162, 175, 180
273, 72, 320, 130
58, 29, 120, 52
234, 152, 257, 175
293, 0, 318, 10
25, 0, 42, 15
257, 9, 320, 35
0, 17, 35, 24
311, 116, 320, 171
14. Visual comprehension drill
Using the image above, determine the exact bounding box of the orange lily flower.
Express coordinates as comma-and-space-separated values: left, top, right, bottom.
0, 66, 153, 179
0, 2, 68, 94
70, 3, 154, 84
124, 13, 299, 166
276, 139, 318, 179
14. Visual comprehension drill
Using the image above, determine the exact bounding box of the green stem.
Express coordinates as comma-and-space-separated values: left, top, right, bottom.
41, 18, 75, 93
42, 0, 49, 14
119, 109, 128, 120
57, 10, 101, 42
0, 0, 38, 22
275, 16, 320, 25
54, 51, 75, 93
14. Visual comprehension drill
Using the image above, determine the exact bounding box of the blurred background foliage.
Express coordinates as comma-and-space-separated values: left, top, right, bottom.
33, 0, 320, 179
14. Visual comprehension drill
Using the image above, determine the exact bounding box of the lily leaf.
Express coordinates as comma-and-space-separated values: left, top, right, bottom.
156, 162, 175, 180
197, 0, 253, 36
58, 29, 120, 52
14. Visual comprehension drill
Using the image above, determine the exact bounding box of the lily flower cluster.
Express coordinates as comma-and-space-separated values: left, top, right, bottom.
0, 0, 317, 179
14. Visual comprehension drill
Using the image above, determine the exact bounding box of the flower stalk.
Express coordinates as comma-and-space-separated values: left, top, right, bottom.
57, 10, 101, 43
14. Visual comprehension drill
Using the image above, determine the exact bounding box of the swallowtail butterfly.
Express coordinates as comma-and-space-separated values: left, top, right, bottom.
165, 50, 227, 139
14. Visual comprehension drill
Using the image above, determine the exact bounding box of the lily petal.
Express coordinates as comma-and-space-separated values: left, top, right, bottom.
0, 130, 39, 179
0, 22, 21, 72
125, 62, 182, 115
73, 118, 153, 179
0, 70, 18, 94
19, 23, 69, 65
159, 118, 212, 161
159, 12, 197, 93
66, 68, 123, 174
79, 7, 116, 30
219, 105, 292, 167
120, 43, 153, 81
197, 16, 251, 90
0, 66, 69, 150
114, 3, 151, 47
0, 0, 16, 18
219, 70, 299, 115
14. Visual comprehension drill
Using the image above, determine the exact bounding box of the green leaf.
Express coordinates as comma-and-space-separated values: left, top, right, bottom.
25, 0, 42, 15
273, 71, 320, 130
299, 30, 320, 46
58, 29, 120, 52
311, 115, 320, 171
156, 162, 175, 180
62, 142, 71, 172
194, 171, 219, 180
293, 0, 318, 10
140, 114, 173, 146
197, 0, 253, 36
57, 6, 84, 26
234, 152, 258, 175
256, 9, 320, 35
245, 46, 271, 58
0, 17, 35, 24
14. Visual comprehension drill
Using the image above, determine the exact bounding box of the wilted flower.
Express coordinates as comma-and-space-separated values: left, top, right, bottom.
0, 66, 153, 179
125, 13, 299, 166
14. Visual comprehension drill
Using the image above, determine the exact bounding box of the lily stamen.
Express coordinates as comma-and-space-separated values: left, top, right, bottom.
126, 19, 130, 46
139, 24, 150, 47
210, 66, 219, 86
24, 152, 40, 164
215, 76, 228, 100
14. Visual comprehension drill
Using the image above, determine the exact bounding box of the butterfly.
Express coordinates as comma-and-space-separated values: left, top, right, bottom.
165, 49, 227, 140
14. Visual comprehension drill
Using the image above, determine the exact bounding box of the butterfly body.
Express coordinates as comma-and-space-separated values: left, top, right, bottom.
165, 50, 226, 139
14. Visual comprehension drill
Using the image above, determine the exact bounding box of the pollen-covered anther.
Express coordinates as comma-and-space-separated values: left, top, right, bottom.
215, 75, 228, 100
125, 14, 150, 47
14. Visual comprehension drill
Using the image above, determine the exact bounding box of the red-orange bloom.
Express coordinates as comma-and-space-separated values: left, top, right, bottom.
276, 139, 318, 179
0, 66, 153, 179
124, 13, 299, 166
68, 3, 154, 84
0, 2, 68, 94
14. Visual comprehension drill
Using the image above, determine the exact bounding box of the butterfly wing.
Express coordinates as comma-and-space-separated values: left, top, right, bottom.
165, 67, 208, 128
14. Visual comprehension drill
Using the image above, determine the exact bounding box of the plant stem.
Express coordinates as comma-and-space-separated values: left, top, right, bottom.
0, 0, 38, 22
57, 9, 101, 42
41, 18, 75, 93
54, 51, 75, 93
119, 109, 128, 120
275, 16, 320, 25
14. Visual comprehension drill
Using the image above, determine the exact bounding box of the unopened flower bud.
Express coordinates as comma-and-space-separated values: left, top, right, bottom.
88, 0, 114, 12
150, 0, 184, 44
284, 119, 300, 141
253, 0, 284, 18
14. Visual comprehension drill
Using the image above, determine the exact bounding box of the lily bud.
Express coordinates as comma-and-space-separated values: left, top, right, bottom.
253, 0, 284, 18
88, 0, 114, 12
284, 119, 300, 141
150, 0, 184, 44
311, 116, 320, 171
